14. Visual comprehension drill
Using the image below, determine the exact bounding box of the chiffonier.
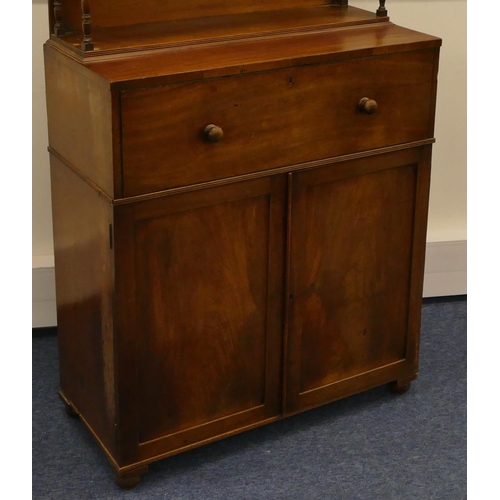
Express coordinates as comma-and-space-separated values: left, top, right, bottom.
44, 0, 441, 488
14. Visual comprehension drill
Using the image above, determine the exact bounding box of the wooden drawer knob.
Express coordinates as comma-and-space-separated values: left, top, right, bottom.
204, 124, 224, 143
358, 97, 378, 114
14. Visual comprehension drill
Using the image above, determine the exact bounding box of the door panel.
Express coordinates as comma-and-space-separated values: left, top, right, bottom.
286, 148, 430, 412
114, 175, 286, 460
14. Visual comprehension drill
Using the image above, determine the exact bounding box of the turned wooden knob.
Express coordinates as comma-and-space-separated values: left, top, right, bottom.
204, 124, 224, 143
358, 97, 378, 114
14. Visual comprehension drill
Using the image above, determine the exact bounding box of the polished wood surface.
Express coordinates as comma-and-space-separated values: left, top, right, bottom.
114, 176, 286, 457
80, 24, 440, 85
57, 6, 382, 55
49, 1, 345, 39
285, 148, 425, 412
45, 1, 440, 487
50, 155, 116, 457
121, 49, 435, 196
44, 47, 115, 197
91, 0, 333, 28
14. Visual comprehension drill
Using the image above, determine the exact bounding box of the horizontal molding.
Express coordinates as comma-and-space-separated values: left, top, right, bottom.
32, 240, 466, 328
49, 139, 435, 206
114, 139, 435, 205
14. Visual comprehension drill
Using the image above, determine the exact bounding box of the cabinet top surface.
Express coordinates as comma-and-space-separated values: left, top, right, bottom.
45, 18, 441, 89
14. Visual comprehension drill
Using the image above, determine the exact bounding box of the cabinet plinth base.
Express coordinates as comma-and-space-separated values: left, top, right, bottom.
59, 392, 79, 418
115, 466, 149, 489
388, 376, 416, 394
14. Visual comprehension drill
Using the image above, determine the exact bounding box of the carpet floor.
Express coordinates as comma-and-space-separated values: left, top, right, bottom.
33, 299, 466, 499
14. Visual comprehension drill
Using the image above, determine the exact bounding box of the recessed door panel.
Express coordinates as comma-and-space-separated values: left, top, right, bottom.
286, 148, 428, 412
114, 176, 286, 459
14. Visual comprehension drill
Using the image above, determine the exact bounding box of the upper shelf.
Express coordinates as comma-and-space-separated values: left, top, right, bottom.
50, 4, 388, 58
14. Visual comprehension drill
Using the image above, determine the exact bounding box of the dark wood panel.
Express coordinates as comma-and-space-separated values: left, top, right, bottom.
91, 1, 331, 28
49, 0, 82, 35
299, 360, 408, 411
405, 145, 433, 369
114, 176, 286, 456
44, 45, 115, 197
299, 165, 415, 390
135, 195, 270, 441
138, 415, 280, 464
50, 155, 116, 457
58, 6, 381, 53
121, 50, 435, 196
286, 148, 422, 412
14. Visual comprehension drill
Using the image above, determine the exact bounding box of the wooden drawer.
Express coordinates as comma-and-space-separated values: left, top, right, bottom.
121, 50, 436, 197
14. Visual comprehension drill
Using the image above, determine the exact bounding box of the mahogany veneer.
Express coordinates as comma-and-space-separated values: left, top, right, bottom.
45, 0, 441, 488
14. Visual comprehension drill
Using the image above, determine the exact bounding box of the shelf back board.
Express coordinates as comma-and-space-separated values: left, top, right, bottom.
54, 6, 383, 57
50, 0, 339, 34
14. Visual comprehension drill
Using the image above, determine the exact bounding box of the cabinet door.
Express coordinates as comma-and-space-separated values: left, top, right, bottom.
114, 176, 286, 464
285, 147, 431, 413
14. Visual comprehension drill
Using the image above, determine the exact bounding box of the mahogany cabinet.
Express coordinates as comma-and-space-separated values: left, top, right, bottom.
44, 0, 441, 488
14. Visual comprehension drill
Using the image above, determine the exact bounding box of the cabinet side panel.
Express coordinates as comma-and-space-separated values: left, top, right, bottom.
44, 45, 115, 197
50, 155, 117, 458
406, 145, 433, 369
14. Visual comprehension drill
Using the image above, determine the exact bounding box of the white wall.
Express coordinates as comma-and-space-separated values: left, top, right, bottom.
33, 0, 53, 261
32, 1, 466, 326
351, 1, 467, 300
351, 0, 467, 243
32, 1, 58, 327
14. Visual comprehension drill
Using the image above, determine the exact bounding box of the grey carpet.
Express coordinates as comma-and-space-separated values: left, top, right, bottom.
32, 300, 466, 499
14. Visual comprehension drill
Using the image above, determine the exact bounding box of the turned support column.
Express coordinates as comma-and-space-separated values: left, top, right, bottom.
53, 1, 66, 36
81, 0, 94, 51
377, 1, 388, 17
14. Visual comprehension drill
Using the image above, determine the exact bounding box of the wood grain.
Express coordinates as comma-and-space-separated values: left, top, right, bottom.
57, 6, 380, 54
112, 139, 435, 206
405, 145, 433, 370
50, 155, 116, 457
121, 49, 435, 196
90, 1, 333, 28
114, 176, 286, 458
44, 45, 115, 197
81, 24, 441, 85
286, 148, 422, 412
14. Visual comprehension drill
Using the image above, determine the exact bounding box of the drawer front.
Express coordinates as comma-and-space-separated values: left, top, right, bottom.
121, 50, 435, 197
